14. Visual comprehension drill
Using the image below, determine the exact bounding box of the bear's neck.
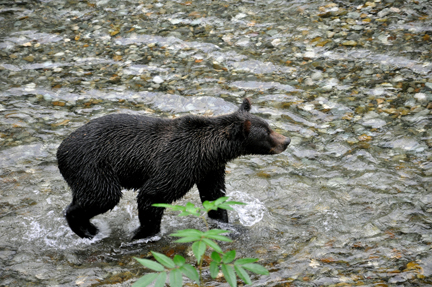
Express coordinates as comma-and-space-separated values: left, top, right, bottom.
177, 114, 245, 168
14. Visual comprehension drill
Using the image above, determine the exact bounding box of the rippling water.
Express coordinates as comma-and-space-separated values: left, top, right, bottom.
1, 0, 431, 286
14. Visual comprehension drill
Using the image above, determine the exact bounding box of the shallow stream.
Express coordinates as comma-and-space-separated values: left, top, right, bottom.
1, 0, 431, 286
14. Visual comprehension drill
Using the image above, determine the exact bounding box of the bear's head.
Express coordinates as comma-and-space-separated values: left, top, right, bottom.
237, 98, 290, 155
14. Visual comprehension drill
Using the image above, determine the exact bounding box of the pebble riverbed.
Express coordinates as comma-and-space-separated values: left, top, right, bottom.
0, 0, 431, 286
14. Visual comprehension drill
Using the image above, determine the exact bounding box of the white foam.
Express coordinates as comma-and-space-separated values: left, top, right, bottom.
21, 215, 111, 249
120, 235, 162, 247
229, 191, 267, 226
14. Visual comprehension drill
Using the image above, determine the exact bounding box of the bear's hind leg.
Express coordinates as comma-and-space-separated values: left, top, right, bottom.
65, 182, 122, 239
65, 202, 99, 239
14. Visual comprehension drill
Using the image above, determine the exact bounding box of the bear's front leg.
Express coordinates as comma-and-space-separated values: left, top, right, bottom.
197, 167, 228, 223
132, 197, 165, 240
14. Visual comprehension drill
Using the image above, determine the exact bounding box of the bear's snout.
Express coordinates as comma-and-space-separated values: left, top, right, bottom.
282, 136, 291, 149
270, 132, 290, 154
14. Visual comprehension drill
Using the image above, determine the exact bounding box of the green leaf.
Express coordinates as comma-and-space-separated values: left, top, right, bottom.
154, 272, 167, 287
234, 265, 252, 285
185, 202, 198, 213
132, 273, 158, 287
225, 201, 247, 206
192, 240, 206, 263
234, 258, 259, 266
210, 251, 221, 263
152, 204, 186, 212
216, 204, 235, 211
185, 202, 195, 208
202, 238, 223, 253
222, 250, 236, 264
221, 263, 237, 287
134, 258, 164, 272
170, 229, 203, 237
178, 211, 193, 216
214, 197, 229, 206
151, 251, 175, 269
204, 229, 230, 235
174, 236, 202, 243
242, 263, 269, 275
204, 234, 232, 242
203, 200, 215, 210
169, 268, 182, 287
209, 261, 219, 278
180, 264, 199, 283
172, 206, 187, 211
152, 203, 173, 208
173, 255, 185, 267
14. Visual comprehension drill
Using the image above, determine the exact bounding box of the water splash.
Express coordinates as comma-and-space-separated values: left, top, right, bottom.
120, 235, 162, 247
20, 214, 111, 250
229, 190, 267, 227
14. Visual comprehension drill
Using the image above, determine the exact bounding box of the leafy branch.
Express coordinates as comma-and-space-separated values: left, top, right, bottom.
133, 197, 269, 287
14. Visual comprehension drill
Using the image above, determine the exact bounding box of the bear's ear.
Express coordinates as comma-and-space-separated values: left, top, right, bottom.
243, 120, 251, 137
238, 98, 252, 113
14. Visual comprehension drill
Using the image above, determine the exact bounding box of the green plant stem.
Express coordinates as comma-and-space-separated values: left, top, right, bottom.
198, 213, 210, 287
199, 258, 204, 286
200, 214, 209, 231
